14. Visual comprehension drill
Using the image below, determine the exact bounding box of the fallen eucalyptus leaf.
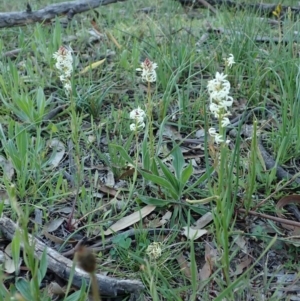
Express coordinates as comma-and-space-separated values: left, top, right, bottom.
104, 205, 156, 235
182, 227, 207, 240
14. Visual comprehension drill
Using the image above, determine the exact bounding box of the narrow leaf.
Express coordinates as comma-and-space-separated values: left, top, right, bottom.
171, 146, 185, 180
104, 205, 156, 235
79, 59, 106, 74
140, 171, 178, 199
181, 161, 193, 185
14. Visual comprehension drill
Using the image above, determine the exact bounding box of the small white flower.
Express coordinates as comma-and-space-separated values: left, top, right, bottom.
146, 242, 162, 259
214, 134, 224, 144
207, 73, 231, 100
209, 128, 226, 144
225, 54, 235, 68
215, 72, 228, 82
129, 107, 146, 131
64, 82, 72, 93
129, 107, 146, 122
208, 127, 217, 136
218, 96, 233, 110
136, 58, 158, 83
221, 117, 230, 127
130, 124, 137, 131
209, 102, 221, 118
130, 122, 145, 131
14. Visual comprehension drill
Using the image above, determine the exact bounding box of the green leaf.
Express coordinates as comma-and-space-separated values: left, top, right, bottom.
181, 161, 193, 185
157, 158, 179, 192
64, 290, 82, 301
183, 166, 214, 194
171, 146, 185, 180
36, 87, 46, 120
110, 144, 135, 165
187, 204, 208, 215
138, 195, 169, 207
151, 159, 159, 176
38, 249, 48, 285
16, 278, 32, 301
142, 135, 150, 171
0, 200, 4, 217
11, 231, 21, 274
140, 171, 178, 199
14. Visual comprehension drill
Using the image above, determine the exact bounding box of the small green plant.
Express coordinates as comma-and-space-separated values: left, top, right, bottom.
140, 145, 193, 201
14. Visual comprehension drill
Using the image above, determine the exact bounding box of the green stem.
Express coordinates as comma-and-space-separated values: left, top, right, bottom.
128, 129, 140, 201
215, 112, 231, 287
147, 81, 154, 163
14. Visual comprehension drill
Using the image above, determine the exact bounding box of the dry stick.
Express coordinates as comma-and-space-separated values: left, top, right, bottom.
178, 0, 300, 16
196, 0, 217, 14
252, 171, 300, 212
238, 208, 300, 229
0, 215, 144, 297
0, 0, 127, 29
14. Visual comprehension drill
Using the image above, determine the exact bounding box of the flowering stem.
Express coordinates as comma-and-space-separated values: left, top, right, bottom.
128, 131, 140, 201
67, 90, 82, 231
147, 81, 155, 163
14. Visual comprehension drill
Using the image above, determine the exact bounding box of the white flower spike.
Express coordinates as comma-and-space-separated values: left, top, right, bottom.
225, 54, 235, 68
129, 107, 146, 122
207, 70, 233, 145
136, 58, 158, 83
129, 107, 146, 132
53, 46, 73, 93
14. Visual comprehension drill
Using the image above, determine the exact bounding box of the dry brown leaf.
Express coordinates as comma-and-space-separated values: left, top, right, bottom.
159, 211, 172, 226
104, 205, 156, 235
148, 211, 172, 228
54, 207, 73, 214
44, 217, 65, 232
47, 139, 65, 168
47, 281, 66, 296
118, 166, 135, 179
98, 185, 122, 199
0, 190, 9, 205
276, 194, 300, 233
203, 242, 219, 271
34, 208, 43, 225
162, 124, 182, 140
195, 212, 213, 229
0, 155, 14, 181
232, 256, 252, 276
199, 242, 218, 280
4, 243, 21, 274
176, 254, 192, 280
105, 169, 115, 188
233, 234, 247, 253
43, 231, 66, 244
199, 261, 211, 281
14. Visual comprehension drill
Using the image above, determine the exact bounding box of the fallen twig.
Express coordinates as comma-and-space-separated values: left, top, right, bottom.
177, 0, 300, 17
0, 215, 144, 298
238, 208, 300, 229
0, 0, 126, 29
